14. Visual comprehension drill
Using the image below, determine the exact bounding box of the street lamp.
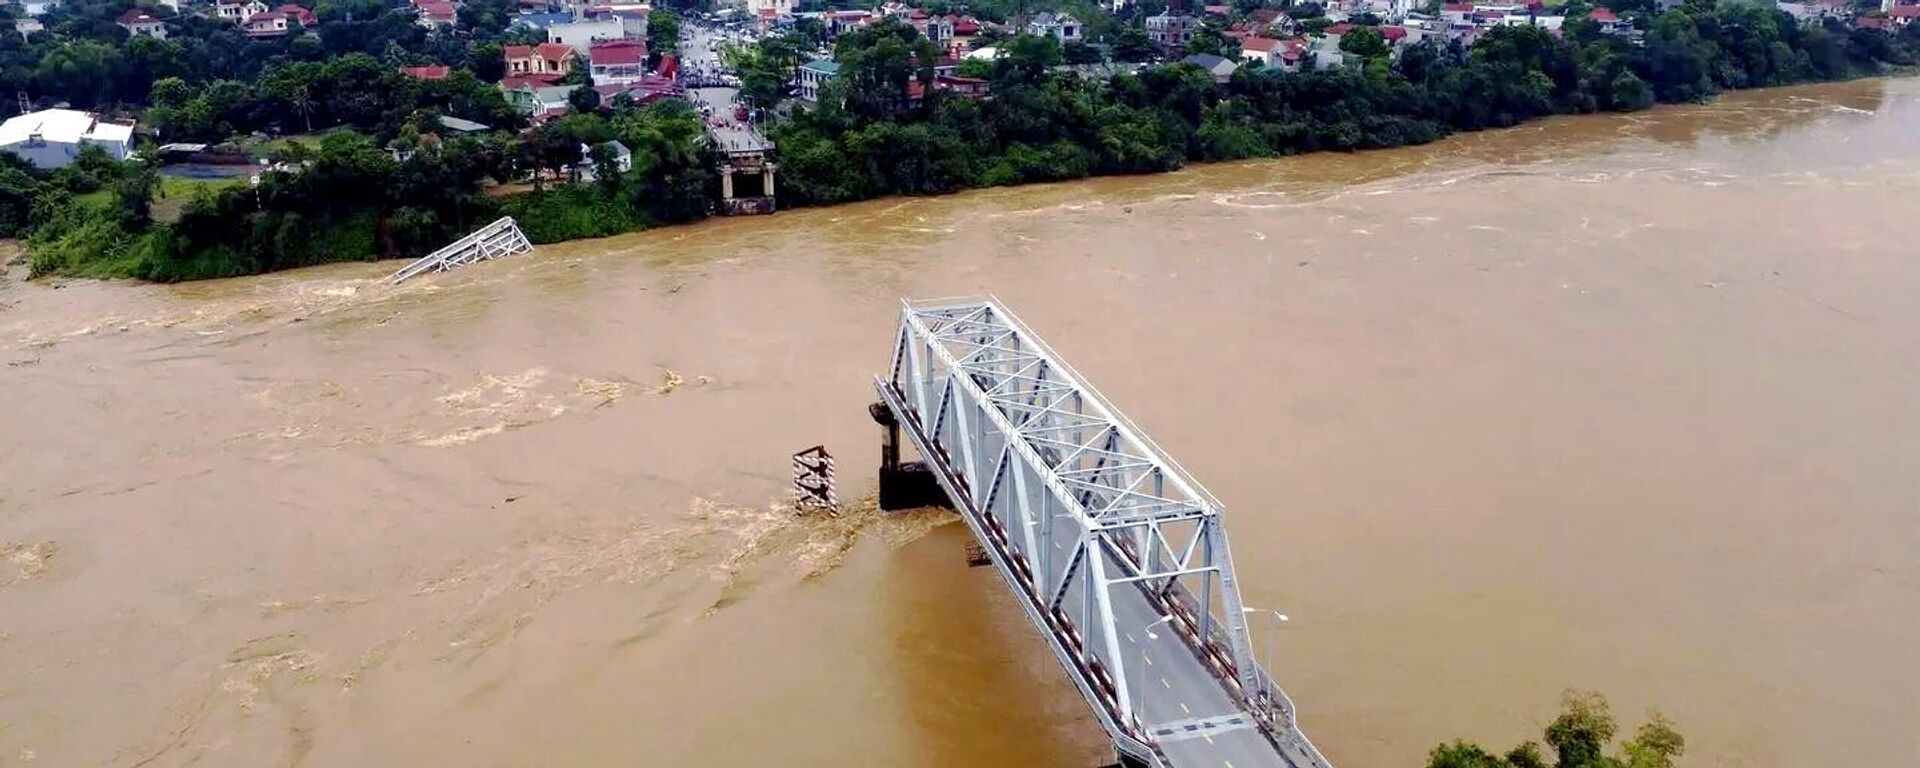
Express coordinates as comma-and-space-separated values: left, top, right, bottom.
1134, 614, 1176, 733
1242, 608, 1289, 711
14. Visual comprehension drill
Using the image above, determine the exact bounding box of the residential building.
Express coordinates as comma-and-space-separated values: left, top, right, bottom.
1181, 52, 1239, 83
510, 10, 574, 30
1025, 11, 1082, 44
16, 18, 43, 38
413, 0, 457, 28
582, 4, 649, 37
1588, 7, 1628, 32
746, 0, 793, 19
588, 39, 647, 85
547, 17, 624, 54
574, 140, 631, 181
21, 0, 58, 16
116, 8, 168, 38
0, 109, 134, 169
797, 58, 838, 103
245, 10, 293, 36
503, 83, 575, 118
400, 65, 452, 80
216, 0, 268, 22
1893, 4, 1920, 23
505, 42, 577, 77
1238, 36, 1286, 67
1147, 11, 1197, 54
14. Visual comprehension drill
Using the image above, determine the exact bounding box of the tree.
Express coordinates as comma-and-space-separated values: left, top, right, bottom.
568, 83, 602, 113
1113, 27, 1155, 62
472, 42, 506, 82
1340, 26, 1391, 58
648, 9, 681, 56
1423, 691, 1685, 768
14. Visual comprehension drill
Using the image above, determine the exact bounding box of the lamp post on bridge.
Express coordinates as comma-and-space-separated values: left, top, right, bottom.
1134, 614, 1176, 737
1242, 607, 1290, 723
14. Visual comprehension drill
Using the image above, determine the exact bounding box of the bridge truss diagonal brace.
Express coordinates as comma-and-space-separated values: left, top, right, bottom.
885, 298, 1273, 739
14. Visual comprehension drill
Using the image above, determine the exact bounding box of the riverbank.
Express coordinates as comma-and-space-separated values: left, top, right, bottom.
24, 7, 1920, 283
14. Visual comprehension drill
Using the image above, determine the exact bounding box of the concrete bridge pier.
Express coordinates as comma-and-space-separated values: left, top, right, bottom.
869, 401, 948, 511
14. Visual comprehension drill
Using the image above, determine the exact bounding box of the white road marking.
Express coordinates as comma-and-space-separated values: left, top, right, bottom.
1179, 702, 1191, 714
1203, 732, 1214, 744
1160, 677, 1171, 689
1144, 655, 1154, 666
1126, 633, 1135, 643
1224, 761, 1234, 768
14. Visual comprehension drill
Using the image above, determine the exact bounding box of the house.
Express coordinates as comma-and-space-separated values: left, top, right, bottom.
593, 74, 678, 105
1440, 2, 1474, 23
0, 109, 134, 169
823, 9, 874, 34
1181, 52, 1239, 83
400, 65, 452, 80
511, 10, 574, 30
503, 83, 575, 117
1892, 4, 1920, 23
1238, 36, 1288, 67
1147, 11, 1198, 54
588, 39, 647, 85
934, 73, 989, 98
746, 0, 793, 19
797, 58, 838, 103
16, 18, 43, 38
413, 0, 457, 28
245, 10, 295, 37
1588, 7, 1629, 32
582, 4, 650, 37
1025, 11, 1082, 44
21, 0, 58, 16
548, 17, 625, 54
217, 0, 268, 22
910, 11, 956, 44
437, 115, 492, 133
505, 42, 577, 77
574, 140, 631, 181
116, 8, 168, 39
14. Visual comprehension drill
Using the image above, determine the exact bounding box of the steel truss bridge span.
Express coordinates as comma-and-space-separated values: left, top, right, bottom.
872, 298, 1333, 768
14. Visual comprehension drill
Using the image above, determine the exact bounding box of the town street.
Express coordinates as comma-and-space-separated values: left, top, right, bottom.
682, 21, 773, 152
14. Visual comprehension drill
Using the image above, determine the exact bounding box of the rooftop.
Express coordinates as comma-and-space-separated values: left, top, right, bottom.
0, 109, 133, 147
590, 39, 647, 65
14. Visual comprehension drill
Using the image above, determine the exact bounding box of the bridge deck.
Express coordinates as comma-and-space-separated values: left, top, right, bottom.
876, 297, 1331, 768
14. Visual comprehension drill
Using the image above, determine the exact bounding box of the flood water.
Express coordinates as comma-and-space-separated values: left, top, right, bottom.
3, 78, 1918, 768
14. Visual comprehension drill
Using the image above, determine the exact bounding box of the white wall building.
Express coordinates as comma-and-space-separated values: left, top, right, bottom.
0, 109, 135, 169
547, 17, 625, 55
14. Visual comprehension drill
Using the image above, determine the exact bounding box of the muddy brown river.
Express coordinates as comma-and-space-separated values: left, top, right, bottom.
3, 78, 1918, 768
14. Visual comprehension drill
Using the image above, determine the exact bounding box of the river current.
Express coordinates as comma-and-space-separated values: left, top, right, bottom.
2, 79, 1916, 768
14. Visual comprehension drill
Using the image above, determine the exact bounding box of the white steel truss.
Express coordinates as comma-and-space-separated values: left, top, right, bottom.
874, 297, 1331, 768
388, 216, 534, 284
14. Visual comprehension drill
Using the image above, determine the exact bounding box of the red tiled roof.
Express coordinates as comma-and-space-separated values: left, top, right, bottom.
537, 42, 573, 60
952, 17, 980, 33
1442, 2, 1473, 11
247, 11, 285, 22
1891, 5, 1920, 16
1589, 7, 1618, 21
1325, 22, 1355, 34
1380, 25, 1407, 40
500, 73, 564, 89
117, 8, 161, 23
416, 0, 455, 19
590, 39, 647, 65
276, 4, 315, 24
401, 65, 451, 80
1241, 35, 1282, 52
1856, 14, 1894, 27
1249, 8, 1281, 23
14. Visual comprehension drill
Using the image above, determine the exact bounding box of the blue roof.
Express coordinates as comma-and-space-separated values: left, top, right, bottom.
801, 58, 840, 75
512, 11, 573, 29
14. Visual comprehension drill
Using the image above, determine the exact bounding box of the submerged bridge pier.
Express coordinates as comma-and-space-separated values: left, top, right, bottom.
871, 297, 1333, 768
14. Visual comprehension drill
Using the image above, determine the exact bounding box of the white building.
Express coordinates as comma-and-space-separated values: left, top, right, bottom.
1025, 11, 1082, 44
0, 109, 135, 169
22, 0, 58, 16
547, 17, 625, 55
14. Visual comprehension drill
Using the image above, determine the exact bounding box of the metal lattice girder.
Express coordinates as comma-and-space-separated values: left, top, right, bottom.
877, 297, 1337, 768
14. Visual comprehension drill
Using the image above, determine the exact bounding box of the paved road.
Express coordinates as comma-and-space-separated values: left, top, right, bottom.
680, 23, 772, 152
